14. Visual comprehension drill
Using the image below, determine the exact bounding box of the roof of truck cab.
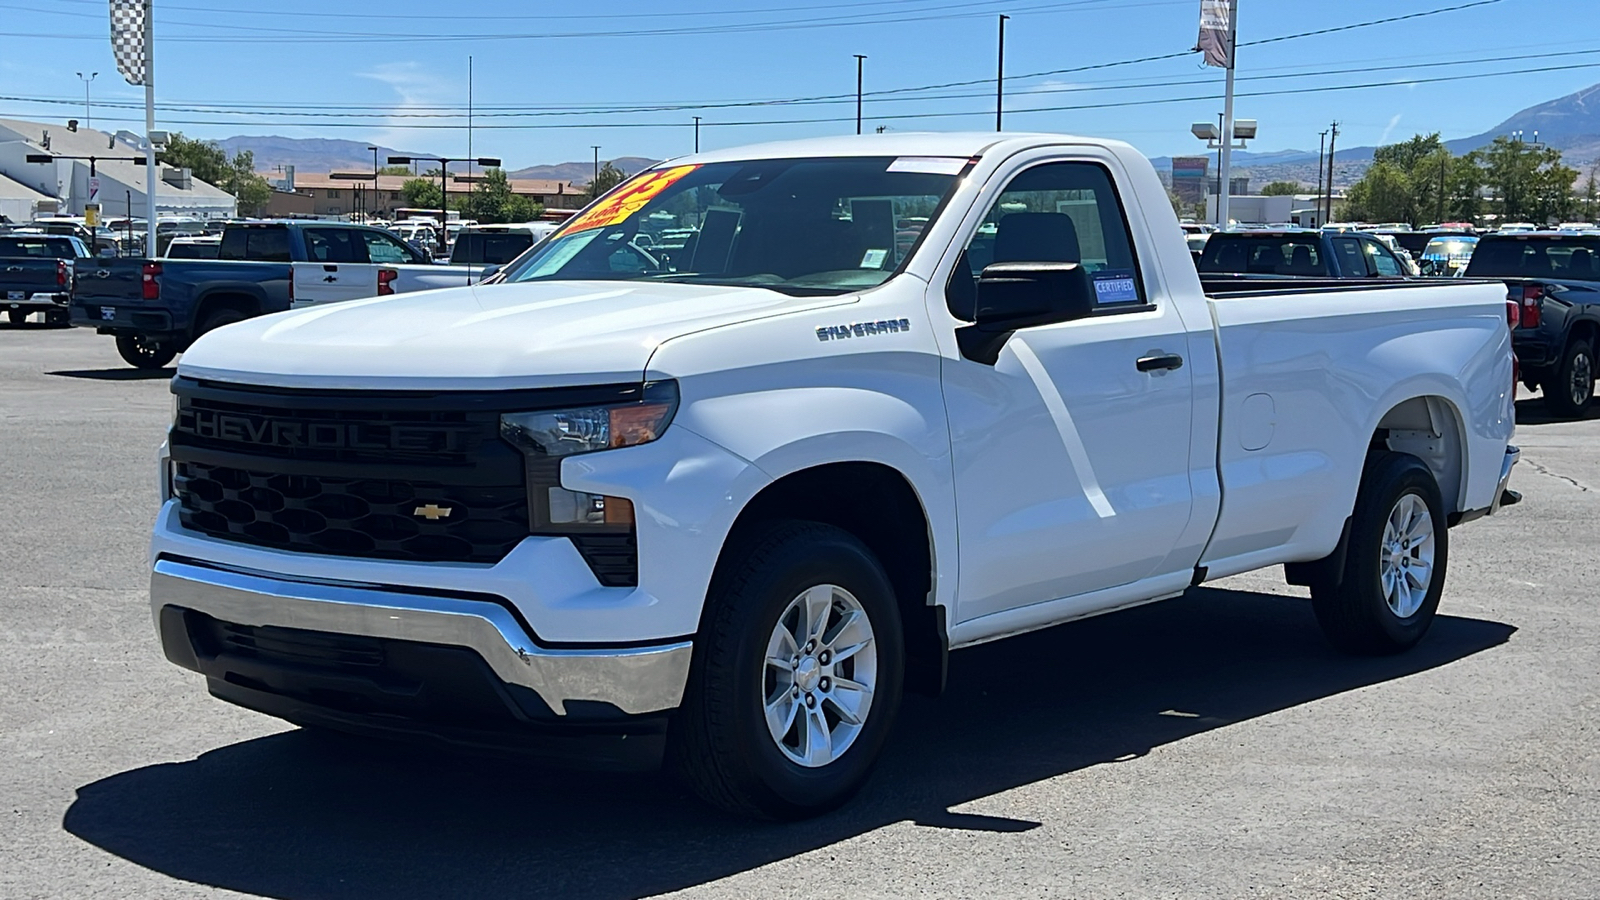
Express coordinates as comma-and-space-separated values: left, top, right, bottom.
655, 132, 1111, 167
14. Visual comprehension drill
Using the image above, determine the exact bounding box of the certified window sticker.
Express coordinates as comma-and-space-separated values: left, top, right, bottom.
1091, 270, 1140, 305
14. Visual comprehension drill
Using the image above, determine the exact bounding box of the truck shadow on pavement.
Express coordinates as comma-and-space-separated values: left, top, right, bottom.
47, 367, 177, 381
63, 586, 1514, 900
1514, 396, 1600, 426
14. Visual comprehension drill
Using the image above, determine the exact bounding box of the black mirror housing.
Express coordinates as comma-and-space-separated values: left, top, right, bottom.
958, 262, 1097, 364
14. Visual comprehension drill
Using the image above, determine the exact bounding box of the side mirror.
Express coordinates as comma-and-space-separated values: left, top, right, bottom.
957, 262, 1096, 364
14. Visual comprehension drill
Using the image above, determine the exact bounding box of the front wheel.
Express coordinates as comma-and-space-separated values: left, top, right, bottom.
115, 333, 177, 369
670, 521, 904, 820
1310, 452, 1449, 655
1545, 339, 1595, 418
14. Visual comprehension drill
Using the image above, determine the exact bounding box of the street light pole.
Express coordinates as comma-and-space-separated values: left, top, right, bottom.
368, 145, 379, 218
76, 71, 97, 129
693, 116, 701, 153
1316, 130, 1327, 226
996, 15, 1008, 132
854, 54, 867, 135
1216, 0, 1239, 230
592, 145, 601, 190
387, 155, 500, 256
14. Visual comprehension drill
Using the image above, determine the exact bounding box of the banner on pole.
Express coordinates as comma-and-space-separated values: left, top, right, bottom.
109, 0, 147, 86
87, 176, 101, 204
1195, 0, 1233, 69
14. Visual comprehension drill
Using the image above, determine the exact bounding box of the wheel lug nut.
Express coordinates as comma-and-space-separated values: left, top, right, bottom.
819, 651, 830, 664
819, 677, 830, 691
792, 687, 800, 699
805, 693, 816, 708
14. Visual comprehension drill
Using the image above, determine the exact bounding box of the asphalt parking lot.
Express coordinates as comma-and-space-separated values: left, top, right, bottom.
2, 322, 1597, 900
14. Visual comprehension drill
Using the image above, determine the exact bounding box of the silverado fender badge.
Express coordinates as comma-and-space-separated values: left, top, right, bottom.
816, 318, 912, 342
413, 504, 454, 521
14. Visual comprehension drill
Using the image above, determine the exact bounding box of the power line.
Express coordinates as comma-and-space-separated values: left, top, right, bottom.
8, 47, 1595, 120
9, 59, 1589, 131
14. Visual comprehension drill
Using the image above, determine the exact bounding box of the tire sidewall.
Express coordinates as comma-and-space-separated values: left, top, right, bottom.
701, 525, 904, 816
1347, 459, 1449, 648
1551, 340, 1595, 416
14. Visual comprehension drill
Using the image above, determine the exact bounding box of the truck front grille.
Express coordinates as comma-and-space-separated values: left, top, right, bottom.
175, 461, 528, 563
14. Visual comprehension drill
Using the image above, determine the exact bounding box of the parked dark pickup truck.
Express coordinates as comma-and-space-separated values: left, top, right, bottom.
1, 234, 91, 326
1465, 231, 1600, 416
71, 221, 478, 369
1197, 229, 1411, 279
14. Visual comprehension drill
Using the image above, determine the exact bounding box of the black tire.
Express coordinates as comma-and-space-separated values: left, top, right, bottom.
115, 333, 177, 369
670, 521, 904, 820
45, 308, 71, 328
1310, 452, 1449, 655
195, 306, 246, 338
7, 309, 26, 326
1545, 339, 1595, 418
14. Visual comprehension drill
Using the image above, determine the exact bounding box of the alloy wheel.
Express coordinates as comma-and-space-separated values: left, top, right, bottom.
1380, 492, 1436, 618
762, 583, 878, 768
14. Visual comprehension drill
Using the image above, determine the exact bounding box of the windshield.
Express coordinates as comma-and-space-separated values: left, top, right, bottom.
1465, 236, 1600, 280
1198, 234, 1327, 276
1422, 238, 1476, 257
498, 156, 963, 296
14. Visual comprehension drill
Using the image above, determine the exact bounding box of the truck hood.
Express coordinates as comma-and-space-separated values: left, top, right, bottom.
177, 281, 845, 390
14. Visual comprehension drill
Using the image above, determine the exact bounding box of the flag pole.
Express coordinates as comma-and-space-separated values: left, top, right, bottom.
143, 0, 156, 258
1217, 0, 1237, 230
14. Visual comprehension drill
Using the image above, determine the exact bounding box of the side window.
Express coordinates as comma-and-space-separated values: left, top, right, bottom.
304, 228, 363, 264
362, 230, 412, 264
1331, 238, 1370, 276
219, 226, 291, 262
1366, 241, 1404, 276
948, 161, 1143, 320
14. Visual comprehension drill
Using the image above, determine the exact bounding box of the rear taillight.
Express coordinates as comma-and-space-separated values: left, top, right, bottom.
1519, 283, 1542, 329
56, 259, 68, 288
377, 267, 398, 296
141, 262, 161, 300
1506, 299, 1520, 329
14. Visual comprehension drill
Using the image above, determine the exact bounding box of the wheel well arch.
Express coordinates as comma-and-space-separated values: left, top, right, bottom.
1567, 317, 1600, 353
1370, 395, 1467, 514
191, 291, 260, 337
710, 461, 946, 697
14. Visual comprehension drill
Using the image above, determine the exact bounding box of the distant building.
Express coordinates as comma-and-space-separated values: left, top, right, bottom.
1171, 156, 1209, 205
0, 117, 237, 221
273, 172, 588, 220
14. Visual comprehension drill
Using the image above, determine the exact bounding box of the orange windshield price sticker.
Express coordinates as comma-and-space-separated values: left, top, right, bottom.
558, 165, 699, 235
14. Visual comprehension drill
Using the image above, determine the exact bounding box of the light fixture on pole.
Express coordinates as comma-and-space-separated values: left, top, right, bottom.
387, 155, 500, 254
1191, 116, 1256, 226
75, 71, 98, 129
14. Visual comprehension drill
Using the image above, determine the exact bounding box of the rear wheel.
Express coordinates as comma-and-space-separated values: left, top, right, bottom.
7, 310, 26, 326
115, 333, 177, 369
1310, 452, 1448, 655
1545, 339, 1595, 418
670, 521, 904, 820
45, 308, 70, 328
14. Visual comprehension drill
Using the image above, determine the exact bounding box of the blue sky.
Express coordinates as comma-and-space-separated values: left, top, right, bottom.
0, 0, 1594, 168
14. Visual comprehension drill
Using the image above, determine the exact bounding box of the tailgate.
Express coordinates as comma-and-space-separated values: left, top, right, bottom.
72, 260, 146, 302
1, 260, 63, 295
291, 261, 378, 306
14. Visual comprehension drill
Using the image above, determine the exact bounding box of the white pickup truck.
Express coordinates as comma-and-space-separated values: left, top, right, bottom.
149, 133, 1519, 820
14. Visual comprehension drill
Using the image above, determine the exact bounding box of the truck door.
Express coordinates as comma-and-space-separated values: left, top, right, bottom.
292, 227, 378, 306
939, 158, 1199, 623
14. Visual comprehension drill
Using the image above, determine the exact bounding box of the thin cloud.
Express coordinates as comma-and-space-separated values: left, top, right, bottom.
1380, 113, 1403, 144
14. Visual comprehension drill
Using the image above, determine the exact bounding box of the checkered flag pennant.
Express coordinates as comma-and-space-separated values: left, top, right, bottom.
109, 0, 147, 86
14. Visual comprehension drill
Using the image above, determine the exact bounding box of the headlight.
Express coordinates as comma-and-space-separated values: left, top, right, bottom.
499, 380, 678, 458
499, 380, 677, 537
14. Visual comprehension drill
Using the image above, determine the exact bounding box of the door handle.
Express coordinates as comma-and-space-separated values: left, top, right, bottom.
1136, 353, 1184, 372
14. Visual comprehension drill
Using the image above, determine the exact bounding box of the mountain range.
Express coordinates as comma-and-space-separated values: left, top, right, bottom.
220, 81, 1600, 188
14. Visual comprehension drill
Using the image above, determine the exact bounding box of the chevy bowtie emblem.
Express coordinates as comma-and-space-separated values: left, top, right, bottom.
413, 504, 454, 521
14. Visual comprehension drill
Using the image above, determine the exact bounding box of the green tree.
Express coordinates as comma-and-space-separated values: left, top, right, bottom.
378, 165, 413, 176
1479, 135, 1576, 223
1259, 181, 1302, 196
1446, 154, 1485, 222
459, 168, 543, 224
1342, 161, 1413, 223
157, 133, 270, 215
586, 161, 627, 200
401, 177, 441, 209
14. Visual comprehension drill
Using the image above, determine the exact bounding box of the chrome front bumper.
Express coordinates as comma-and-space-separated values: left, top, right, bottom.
150, 558, 692, 716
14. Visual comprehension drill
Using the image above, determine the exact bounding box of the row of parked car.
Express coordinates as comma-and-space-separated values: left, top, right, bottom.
1178, 222, 1600, 416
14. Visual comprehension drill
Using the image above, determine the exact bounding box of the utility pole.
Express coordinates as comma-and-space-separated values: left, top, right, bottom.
693, 116, 701, 153
1438, 152, 1447, 224
996, 15, 1009, 132
592, 145, 601, 189
76, 72, 97, 129
1316, 130, 1327, 226
1324, 121, 1339, 224
467, 56, 474, 189
854, 54, 867, 135
368, 146, 379, 218
1216, 0, 1239, 230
